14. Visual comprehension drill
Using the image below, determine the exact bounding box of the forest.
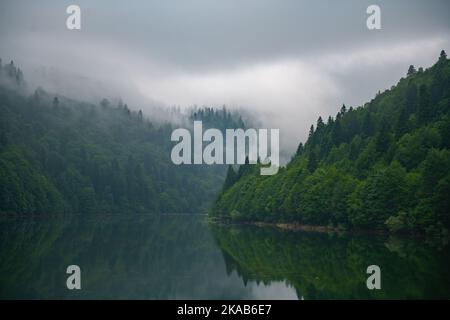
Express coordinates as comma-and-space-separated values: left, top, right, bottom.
0, 58, 243, 214
2, 51, 450, 236
212, 51, 450, 236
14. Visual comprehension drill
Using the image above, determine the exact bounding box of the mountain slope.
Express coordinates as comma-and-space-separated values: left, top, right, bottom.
212, 51, 450, 235
0, 60, 241, 214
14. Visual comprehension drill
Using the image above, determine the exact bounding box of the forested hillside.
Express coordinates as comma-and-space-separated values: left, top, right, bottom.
212, 51, 450, 235
0, 59, 242, 214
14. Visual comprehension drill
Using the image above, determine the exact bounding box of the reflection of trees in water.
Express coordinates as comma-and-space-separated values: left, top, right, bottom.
0, 215, 247, 299
1, 215, 449, 299
210, 224, 450, 299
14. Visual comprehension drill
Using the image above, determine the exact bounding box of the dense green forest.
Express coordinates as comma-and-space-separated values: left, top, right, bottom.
0, 59, 242, 214
212, 51, 450, 235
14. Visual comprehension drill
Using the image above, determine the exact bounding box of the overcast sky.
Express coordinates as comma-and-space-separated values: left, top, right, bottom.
1, 0, 449, 154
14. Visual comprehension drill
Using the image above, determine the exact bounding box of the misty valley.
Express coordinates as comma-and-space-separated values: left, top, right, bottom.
1, 50, 450, 299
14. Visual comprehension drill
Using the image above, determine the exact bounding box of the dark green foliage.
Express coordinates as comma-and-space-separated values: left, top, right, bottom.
307, 149, 318, 172
222, 165, 237, 191
295, 142, 304, 156
0, 61, 243, 214
212, 52, 450, 235
407, 65, 417, 76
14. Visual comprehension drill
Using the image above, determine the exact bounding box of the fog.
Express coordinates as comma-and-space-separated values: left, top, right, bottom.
1, 0, 449, 156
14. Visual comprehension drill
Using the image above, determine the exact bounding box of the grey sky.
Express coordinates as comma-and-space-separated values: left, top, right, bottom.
1, 0, 449, 154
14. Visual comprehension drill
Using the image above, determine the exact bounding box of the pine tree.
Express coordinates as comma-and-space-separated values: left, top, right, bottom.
405, 83, 418, 113
395, 106, 409, 138
307, 150, 318, 172
407, 65, 417, 76
296, 142, 304, 156
316, 116, 324, 131
439, 50, 447, 62
418, 84, 431, 124
237, 156, 251, 178
223, 165, 237, 190
375, 121, 391, 153
362, 112, 375, 137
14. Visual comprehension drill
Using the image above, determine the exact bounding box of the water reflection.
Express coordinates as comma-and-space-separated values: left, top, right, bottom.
211, 223, 450, 299
0, 214, 290, 299
0, 214, 448, 299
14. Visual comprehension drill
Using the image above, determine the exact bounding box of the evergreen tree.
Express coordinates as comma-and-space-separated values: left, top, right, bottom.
296, 142, 304, 156
439, 50, 447, 62
395, 106, 409, 137
407, 65, 417, 76
223, 166, 237, 190
316, 116, 324, 131
213, 51, 450, 235
418, 84, 431, 124
362, 112, 375, 137
405, 83, 418, 113
307, 150, 318, 172
0, 62, 241, 215
375, 121, 391, 153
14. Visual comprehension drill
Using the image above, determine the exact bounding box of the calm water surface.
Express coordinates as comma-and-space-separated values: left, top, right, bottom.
0, 214, 449, 299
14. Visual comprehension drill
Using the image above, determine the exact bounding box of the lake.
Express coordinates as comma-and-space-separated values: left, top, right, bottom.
0, 214, 449, 299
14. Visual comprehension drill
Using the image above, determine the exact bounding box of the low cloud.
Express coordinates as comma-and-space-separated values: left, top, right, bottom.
1, 1, 449, 158
134, 37, 449, 154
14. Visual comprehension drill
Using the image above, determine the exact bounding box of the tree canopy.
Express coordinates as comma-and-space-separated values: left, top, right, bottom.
212, 51, 450, 236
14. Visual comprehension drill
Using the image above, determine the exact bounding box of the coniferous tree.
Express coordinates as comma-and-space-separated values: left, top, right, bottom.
439, 50, 447, 62
213, 52, 450, 235
407, 65, 417, 76
418, 84, 431, 124
375, 121, 391, 153
296, 142, 304, 156
362, 112, 375, 137
405, 83, 418, 113
223, 165, 237, 190
307, 150, 318, 172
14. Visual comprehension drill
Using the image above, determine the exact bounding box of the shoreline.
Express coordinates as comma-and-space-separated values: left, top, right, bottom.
271, 222, 389, 236
254, 221, 390, 236
209, 218, 425, 237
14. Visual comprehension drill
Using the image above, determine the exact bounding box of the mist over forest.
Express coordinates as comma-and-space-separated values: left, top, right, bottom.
1, 0, 450, 302
2, 0, 449, 156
